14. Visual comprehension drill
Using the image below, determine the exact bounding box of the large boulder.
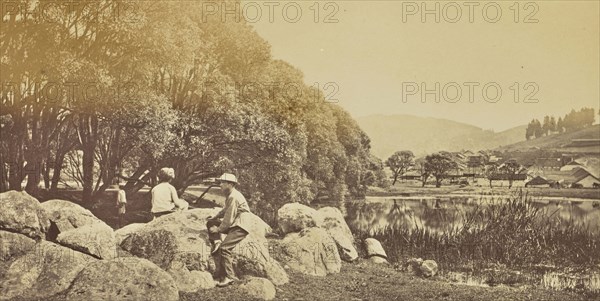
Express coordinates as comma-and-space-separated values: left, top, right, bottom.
41, 199, 117, 259
121, 229, 180, 270
364, 238, 388, 264
277, 227, 341, 276
239, 277, 276, 300
317, 207, 358, 262
66, 257, 179, 301
167, 261, 215, 292
114, 223, 145, 245
232, 234, 289, 285
0, 191, 50, 239
244, 213, 273, 240
0, 231, 37, 280
0, 241, 97, 300
0, 231, 36, 262
40, 199, 102, 232
121, 209, 218, 271
277, 203, 322, 234
121, 208, 288, 285
56, 222, 117, 259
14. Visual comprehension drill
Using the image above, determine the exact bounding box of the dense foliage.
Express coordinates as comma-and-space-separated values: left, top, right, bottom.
0, 0, 385, 222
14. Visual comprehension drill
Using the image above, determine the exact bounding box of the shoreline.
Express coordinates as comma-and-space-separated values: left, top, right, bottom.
366, 185, 600, 200
362, 194, 600, 203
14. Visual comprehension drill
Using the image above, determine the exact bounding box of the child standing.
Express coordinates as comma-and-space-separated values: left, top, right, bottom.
116, 186, 127, 228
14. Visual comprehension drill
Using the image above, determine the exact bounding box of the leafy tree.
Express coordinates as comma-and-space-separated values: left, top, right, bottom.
484, 163, 498, 188
414, 160, 430, 187
549, 116, 556, 133
423, 153, 457, 188
557, 117, 564, 133
525, 120, 534, 140
542, 116, 552, 136
562, 108, 595, 131
533, 119, 543, 138
0, 0, 384, 226
385, 151, 415, 185
499, 159, 521, 189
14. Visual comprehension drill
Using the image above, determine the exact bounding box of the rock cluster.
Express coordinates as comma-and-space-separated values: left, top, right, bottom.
0, 190, 286, 300
0, 191, 399, 301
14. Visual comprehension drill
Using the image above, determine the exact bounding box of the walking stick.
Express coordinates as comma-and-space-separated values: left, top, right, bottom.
190, 184, 219, 206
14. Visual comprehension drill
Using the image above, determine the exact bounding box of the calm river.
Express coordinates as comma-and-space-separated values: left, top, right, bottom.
344, 195, 600, 235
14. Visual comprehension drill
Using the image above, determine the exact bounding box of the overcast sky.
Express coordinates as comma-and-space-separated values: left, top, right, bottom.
244, 1, 599, 131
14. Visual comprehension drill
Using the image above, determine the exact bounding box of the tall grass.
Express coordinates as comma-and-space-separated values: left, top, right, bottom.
355, 192, 600, 271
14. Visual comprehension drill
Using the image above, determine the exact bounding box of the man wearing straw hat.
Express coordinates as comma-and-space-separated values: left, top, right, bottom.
208, 173, 252, 287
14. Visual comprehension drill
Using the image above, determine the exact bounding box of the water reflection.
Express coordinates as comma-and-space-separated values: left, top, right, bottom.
345, 196, 600, 235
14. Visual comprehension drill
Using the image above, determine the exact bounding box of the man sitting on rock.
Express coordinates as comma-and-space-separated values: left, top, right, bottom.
151, 167, 189, 219
207, 173, 252, 287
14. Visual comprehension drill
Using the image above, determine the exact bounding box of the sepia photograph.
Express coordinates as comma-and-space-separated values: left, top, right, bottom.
0, 0, 599, 300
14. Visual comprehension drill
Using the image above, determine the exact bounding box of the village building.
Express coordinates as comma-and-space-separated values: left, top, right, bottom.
525, 176, 559, 188
572, 167, 600, 188
560, 160, 583, 171
488, 173, 528, 187
532, 167, 600, 188
533, 157, 562, 170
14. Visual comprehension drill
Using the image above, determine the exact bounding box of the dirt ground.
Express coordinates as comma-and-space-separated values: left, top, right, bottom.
181, 260, 599, 301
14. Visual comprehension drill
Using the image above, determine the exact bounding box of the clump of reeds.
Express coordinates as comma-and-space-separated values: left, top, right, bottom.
355, 190, 600, 271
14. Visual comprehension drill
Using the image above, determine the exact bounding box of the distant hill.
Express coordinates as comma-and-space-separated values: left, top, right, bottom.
356, 114, 526, 159
497, 124, 600, 153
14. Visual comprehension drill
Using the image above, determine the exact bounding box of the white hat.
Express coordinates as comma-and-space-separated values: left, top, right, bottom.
217, 173, 238, 184
158, 167, 175, 180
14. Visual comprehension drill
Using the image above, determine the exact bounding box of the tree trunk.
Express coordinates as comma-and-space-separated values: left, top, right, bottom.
24, 160, 42, 194
392, 174, 398, 186
82, 142, 95, 202
43, 160, 51, 189
0, 153, 8, 192
81, 115, 98, 202
7, 143, 24, 191
8, 162, 23, 191
50, 152, 66, 192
